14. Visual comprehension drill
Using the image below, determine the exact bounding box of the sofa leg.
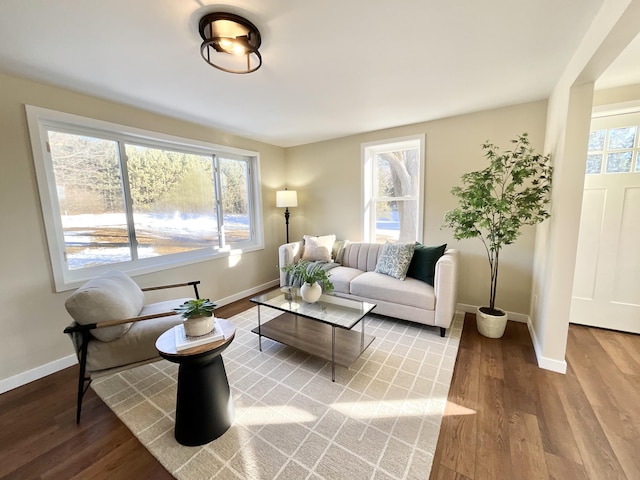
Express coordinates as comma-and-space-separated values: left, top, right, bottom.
440, 327, 446, 337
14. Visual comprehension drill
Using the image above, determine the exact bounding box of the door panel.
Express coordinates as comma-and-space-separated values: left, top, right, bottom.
571, 113, 640, 333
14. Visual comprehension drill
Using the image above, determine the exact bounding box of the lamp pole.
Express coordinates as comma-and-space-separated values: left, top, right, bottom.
284, 207, 291, 243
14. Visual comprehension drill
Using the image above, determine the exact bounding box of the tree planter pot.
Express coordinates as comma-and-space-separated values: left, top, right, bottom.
476, 306, 507, 338
184, 315, 215, 337
300, 282, 322, 303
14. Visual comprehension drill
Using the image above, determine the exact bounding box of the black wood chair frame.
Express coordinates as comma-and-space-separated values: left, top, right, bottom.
64, 281, 200, 423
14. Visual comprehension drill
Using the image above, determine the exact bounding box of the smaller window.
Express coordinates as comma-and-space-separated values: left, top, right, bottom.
587, 125, 640, 175
362, 135, 425, 243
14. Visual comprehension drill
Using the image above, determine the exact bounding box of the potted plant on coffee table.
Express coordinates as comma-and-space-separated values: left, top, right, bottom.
443, 133, 552, 338
281, 261, 334, 303
173, 298, 217, 337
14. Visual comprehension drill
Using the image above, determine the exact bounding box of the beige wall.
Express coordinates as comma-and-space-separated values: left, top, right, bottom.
285, 101, 548, 316
0, 73, 287, 387
530, 0, 640, 372
593, 82, 640, 106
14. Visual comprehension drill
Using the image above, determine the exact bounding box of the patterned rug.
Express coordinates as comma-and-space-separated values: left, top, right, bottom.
92, 306, 462, 480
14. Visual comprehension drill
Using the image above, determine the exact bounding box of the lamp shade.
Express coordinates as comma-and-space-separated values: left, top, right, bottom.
276, 190, 298, 208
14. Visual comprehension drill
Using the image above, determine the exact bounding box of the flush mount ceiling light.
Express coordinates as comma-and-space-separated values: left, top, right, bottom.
199, 12, 262, 74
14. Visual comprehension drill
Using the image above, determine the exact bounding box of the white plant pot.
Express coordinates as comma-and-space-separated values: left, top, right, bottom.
476, 307, 508, 338
183, 315, 215, 337
300, 282, 322, 303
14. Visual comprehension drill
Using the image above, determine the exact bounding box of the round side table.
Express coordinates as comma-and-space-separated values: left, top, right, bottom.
155, 318, 236, 446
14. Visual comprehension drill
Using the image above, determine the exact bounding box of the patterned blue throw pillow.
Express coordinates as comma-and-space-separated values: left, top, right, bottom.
374, 242, 416, 280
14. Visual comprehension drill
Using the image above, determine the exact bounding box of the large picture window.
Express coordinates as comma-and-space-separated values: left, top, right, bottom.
27, 106, 263, 291
362, 135, 425, 243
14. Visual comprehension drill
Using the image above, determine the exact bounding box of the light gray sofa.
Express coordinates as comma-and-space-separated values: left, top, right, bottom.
279, 241, 459, 336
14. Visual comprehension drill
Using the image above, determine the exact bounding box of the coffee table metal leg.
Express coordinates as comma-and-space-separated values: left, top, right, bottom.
332, 326, 336, 382
257, 305, 262, 352
361, 317, 365, 350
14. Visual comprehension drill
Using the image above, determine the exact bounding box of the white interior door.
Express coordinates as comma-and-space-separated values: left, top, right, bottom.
571, 112, 640, 333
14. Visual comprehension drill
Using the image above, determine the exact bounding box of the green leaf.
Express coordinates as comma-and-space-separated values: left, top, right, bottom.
441, 133, 552, 308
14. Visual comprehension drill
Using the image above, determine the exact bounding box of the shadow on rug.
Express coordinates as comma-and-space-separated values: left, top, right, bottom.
92, 307, 462, 480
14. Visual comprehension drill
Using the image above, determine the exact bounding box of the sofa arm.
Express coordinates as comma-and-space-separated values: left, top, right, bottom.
434, 249, 459, 329
278, 241, 304, 286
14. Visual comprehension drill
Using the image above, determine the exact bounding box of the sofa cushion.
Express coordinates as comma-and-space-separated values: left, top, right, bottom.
350, 272, 435, 310
302, 234, 336, 262
342, 243, 383, 271
331, 240, 350, 265
65, 270, 144, 342
374, 242, 415, 280
406, 243, 447, 286
327, 266, 365, 294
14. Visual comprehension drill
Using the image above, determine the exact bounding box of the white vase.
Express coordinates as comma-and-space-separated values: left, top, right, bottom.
476, 306, 507, 338
300, 282, 322, 303
184, 315, 215, 337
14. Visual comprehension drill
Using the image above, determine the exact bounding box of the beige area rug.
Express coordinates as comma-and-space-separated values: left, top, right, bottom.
92, 306, 463, 480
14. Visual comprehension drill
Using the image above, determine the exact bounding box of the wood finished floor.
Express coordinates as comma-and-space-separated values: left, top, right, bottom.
0, 299, 638, 480
430, 314, 640, 480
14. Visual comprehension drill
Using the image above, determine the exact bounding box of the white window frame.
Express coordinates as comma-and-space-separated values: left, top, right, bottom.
26, 105, 264, 291
361, 134, 425, 243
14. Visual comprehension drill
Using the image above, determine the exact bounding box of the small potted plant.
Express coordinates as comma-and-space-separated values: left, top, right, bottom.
443, 133, 552, 338
281, 261, 334, 303
173, 298, 217, 337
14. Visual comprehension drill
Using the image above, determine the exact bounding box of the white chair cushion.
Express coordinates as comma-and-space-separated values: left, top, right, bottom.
86, 307, 187, 372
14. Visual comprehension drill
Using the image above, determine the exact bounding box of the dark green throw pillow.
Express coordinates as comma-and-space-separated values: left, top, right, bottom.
406, 243, 447, 286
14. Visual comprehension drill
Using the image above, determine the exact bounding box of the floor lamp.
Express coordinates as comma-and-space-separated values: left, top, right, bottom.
276, 189, 298, 244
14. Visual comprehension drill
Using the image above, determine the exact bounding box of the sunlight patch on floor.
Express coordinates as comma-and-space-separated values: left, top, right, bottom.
330, 396, 450, 420
443, 400, 476, 416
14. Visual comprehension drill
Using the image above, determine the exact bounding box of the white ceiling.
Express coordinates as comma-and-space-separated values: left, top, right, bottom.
595, 31, 640, 90
1, 0, 635, 148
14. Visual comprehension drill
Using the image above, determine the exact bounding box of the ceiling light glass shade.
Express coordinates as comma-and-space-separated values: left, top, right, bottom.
276, 190, 298, 208
199, 12, 262, 74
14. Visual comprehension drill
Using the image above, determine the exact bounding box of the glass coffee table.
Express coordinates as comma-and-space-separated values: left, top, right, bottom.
250, 288, 376, 381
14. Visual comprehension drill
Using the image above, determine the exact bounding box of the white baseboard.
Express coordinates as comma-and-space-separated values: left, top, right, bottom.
215, 279, 279, 307
527, 318, 568, 374
457, 302, 567, 374
4, 286, 567, 394
456, 303, 528, 323
0, 280, 281, 395
0, 354, 77, 395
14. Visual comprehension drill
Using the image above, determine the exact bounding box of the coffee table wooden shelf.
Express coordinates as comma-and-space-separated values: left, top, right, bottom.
250, 288, 376, 380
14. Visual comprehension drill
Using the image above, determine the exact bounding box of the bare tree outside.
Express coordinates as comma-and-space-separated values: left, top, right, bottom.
48, 130, 252, 269
367, 138, 421, 243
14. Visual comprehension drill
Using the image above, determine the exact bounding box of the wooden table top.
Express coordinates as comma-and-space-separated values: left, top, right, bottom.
155, 318, 235, 358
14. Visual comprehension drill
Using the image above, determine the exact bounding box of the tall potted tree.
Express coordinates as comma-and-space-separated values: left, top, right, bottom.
443, 133, 552, 338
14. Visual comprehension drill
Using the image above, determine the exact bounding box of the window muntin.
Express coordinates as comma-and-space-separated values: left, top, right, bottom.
587, 125, 639, 175
362, 135, 424, 243
27, 106, 263, 291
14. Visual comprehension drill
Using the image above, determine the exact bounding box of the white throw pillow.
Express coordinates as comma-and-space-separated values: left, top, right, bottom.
65, 270, 144, 342
302, 234, 336, 262
374, 242, 416, 280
